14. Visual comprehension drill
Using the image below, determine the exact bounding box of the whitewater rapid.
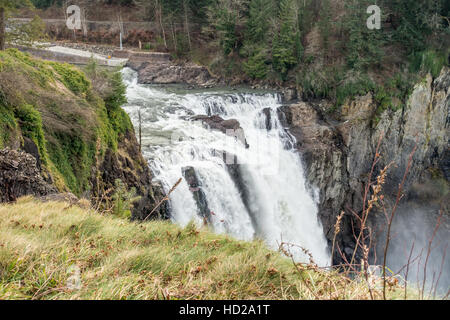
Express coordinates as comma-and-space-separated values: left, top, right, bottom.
121, 68, 330, 266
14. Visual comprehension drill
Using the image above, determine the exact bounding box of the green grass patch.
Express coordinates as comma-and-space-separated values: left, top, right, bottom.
0, 198, 419, 300
409, 49, 449, 79
0, 100, 18, 149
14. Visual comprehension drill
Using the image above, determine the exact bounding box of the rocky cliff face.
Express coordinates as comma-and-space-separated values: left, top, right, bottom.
0, 148, 57, 202
279, 68, 450, 264
91, 130, 169, 220
127, 59, 218, 88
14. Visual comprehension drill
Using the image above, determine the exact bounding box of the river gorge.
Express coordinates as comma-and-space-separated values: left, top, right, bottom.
121, 68, 330, 266
120, 64, 450, 291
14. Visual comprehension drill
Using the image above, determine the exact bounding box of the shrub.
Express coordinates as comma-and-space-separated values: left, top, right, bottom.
48, 62, 91, 95
111, 179, 140, 219
409, 50, 448, 78
335, 76, 375, 108
243, 49, 269, 79
14, 103, 47, 163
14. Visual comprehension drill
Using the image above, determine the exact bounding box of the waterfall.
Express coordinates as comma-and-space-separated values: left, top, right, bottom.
121, 68, 330, 266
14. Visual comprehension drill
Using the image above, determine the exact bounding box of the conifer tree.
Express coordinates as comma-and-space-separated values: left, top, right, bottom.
342, 0, 384, 70
242, 0, 274, 79
208, 0, 248, 55
272, 0, 299, 78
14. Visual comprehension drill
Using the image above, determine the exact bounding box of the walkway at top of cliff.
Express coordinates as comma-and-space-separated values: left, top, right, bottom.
13, 43, 170, 67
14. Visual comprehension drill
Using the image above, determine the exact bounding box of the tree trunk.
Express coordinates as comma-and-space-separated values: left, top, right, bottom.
183, 0, 192, 51
0, 7, 5, 51
171, 20, 177, 52
159, 4, 167, 49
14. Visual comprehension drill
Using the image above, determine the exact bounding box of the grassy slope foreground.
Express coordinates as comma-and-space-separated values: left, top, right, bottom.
0, 197, 416, 300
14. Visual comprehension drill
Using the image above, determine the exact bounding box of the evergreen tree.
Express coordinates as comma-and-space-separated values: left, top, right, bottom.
342, 0, 384, 70
243, 46, 268, 79
242, 0, 274, 79
318, 0, 332, 51
246, 0, 272, 43
207, 0, 248, 55
272, 0, 300, 78
382, 0, 446, 53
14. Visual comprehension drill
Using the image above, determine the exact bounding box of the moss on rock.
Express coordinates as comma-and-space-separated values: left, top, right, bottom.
0, 49, 134, 196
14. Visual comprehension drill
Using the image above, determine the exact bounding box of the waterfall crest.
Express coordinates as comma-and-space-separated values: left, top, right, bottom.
121, 68, 330, 266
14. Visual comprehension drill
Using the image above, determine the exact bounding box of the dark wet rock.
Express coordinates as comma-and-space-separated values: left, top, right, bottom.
262, 108, 272, 131
22, 137, 42, 170
182, 166, 211, 222
277, 106, 292, 128
440, 149, 450, 181
277, 101, 349, 263
0, 148, 57, 202
191, 115, 241, 132
281, 87, 298, 103
191, 115, 250, 148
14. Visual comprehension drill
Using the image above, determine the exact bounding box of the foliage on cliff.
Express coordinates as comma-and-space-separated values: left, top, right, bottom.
0, 49, 133, 195
0, 197, 419, 300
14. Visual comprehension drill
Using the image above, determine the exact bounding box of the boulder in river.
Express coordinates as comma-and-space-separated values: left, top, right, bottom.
190, 115, 250, 149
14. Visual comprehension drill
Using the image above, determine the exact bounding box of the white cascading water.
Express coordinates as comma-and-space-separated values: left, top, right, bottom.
121, 68, 330, 266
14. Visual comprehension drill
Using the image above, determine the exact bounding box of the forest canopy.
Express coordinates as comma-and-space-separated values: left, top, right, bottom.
26, 0, 449, 107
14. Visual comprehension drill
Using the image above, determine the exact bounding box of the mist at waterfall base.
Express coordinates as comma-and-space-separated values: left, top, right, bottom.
121, 68, 330, 266
379, 205, 449, 295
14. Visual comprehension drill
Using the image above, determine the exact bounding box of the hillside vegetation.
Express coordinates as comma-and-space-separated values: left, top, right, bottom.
0, 48, 132, 195
0, 197, 419, 300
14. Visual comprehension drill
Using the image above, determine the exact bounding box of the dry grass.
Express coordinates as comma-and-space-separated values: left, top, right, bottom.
0, 197, 418, 300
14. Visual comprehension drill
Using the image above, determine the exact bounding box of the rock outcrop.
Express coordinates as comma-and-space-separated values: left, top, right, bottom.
0, 129, 168, 220
0, 49, 167, 221
127, 60, 218, 87
191, 115, 250, 149
279, 68, 450, 264
0, 148, 57, 202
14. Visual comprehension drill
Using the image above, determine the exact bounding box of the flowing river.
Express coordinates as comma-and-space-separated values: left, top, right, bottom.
121, 68, 330, 266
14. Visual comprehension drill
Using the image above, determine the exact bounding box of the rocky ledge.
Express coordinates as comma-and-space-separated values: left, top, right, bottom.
190, 115, 249, 149
93, 129, 169, 221
127, 59, 218, 88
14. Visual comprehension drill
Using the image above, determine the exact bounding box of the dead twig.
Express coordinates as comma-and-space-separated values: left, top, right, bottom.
144, 178, 182, 221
